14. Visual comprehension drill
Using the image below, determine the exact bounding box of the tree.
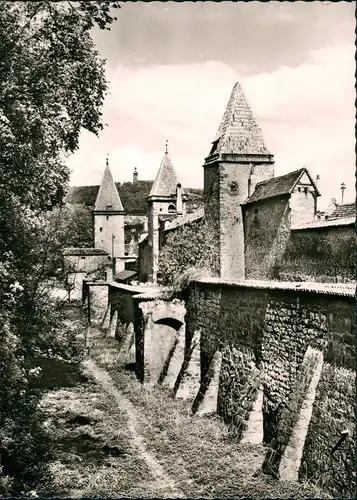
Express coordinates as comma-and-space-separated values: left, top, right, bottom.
44, 204, 94, 275
0, 1, 120, 494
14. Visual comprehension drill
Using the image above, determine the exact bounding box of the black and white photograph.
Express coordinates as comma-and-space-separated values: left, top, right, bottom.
0, 1, 355, 498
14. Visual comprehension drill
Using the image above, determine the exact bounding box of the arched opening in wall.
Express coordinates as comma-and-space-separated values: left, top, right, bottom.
154, 317, 183, 331
151, 317, 184, 385
168, 204, 176, 214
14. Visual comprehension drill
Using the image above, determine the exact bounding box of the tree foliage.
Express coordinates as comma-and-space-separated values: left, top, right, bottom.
66, 182, 204, 214
0, 1, 119, 494
157, 218, 218, 288
44, 204, 94, 274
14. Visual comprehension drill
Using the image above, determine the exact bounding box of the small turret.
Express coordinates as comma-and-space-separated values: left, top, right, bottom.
93, 156, 125, 272
146, 141, 187, 282
133, 166, 138, 184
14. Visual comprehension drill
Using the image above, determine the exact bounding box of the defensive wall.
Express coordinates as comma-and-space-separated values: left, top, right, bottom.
81, 277, 355, 498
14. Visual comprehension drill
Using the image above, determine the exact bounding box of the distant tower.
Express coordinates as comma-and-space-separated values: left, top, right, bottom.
133, 166, 138, 184
203, 82, 275, 279
147, 142, 187, 282
93, 157, 125, 272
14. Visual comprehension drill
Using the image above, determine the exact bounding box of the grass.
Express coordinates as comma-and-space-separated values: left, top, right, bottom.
36, 307, 167, 498
90, 334, 328, 499
39, 372, 170, 498
38, 305, 328, 498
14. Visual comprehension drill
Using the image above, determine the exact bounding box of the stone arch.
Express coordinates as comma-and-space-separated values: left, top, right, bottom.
151, 299, 186, 326
154, 317, 183, 331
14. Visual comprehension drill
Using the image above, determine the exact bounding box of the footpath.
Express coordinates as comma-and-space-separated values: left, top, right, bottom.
39, 304, 324, 498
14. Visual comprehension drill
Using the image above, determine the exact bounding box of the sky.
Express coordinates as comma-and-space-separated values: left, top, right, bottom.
67, 1, 356, 208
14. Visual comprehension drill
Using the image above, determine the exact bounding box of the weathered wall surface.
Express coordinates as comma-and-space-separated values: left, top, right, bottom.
203, 164, 221, 276
186, 279, 355, 496
204, 157, 274, 280
278, 225, 355, 283
300, 364, 355, 497
243, 196, 355, 283
64, 254, 108, 274
289, 182, 316, 226
94, 213, 125, 259
138, 237, 151, 283
134, 297, 186, 385
243, 196, 290, 280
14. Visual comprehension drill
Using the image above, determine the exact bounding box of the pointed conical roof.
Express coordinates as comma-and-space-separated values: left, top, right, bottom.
208, 82, 271, 157
94, 160, 124, 211
149, 152, 180, 198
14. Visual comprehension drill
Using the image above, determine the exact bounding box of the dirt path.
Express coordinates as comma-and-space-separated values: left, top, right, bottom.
82, 358, 184, 498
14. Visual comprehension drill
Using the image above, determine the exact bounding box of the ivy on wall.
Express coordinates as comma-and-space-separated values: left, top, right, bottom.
157, 217, 218, 287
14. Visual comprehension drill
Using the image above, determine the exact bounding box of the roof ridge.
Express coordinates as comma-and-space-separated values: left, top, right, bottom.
254, 168, 306, 188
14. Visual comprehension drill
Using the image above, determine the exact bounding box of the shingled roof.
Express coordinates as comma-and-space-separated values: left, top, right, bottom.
207, 82, 271, 157
94, 160, 124, 211
243, 168, 320, 205
327, 203, 356, 220
163, 207, 204, 232
149, 151, 181, 198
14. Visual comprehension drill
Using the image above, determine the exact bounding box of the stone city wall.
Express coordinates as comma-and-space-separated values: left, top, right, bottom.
185, 278, 355, 496
81, 277, 355, 497
278, 224, 355, 283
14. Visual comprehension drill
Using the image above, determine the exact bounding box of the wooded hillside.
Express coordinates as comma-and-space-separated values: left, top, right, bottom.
66, 181, 203, 214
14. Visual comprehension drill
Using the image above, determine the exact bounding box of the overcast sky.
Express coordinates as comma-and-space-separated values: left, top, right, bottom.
67, 1, 356, 207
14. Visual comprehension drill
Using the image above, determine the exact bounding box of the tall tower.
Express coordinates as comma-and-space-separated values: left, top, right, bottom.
133, 166, 138, 184
147, 143, 187, 282
203, 82, 275, 280
93, 157, 125, 272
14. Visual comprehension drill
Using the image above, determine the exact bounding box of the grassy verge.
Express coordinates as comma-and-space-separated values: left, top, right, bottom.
36, 309, 165, 498
90, 335, 328, 499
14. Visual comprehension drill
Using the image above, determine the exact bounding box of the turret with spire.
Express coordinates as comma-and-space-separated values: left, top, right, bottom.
146, 141, 187, 282
204, 81, 275, 279
93, 156, 125, 272
133, 166, 138, 184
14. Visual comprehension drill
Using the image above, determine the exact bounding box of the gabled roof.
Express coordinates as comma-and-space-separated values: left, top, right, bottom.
149, 152, 181, 198
327, 203, 356, 220
94, 160, 124, 211
207, 82, 271, 158
243, 168, 320, 205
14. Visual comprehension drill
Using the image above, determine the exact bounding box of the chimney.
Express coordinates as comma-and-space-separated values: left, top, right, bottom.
105, 260, 114, 282
176, 183, 183, 214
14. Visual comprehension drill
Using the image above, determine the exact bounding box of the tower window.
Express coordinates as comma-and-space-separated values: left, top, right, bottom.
106, 215, 109, 220
230, 181, 238, 193
304, 187, 308, 195
168, 204, 176, 214
99, 227, 103, 232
